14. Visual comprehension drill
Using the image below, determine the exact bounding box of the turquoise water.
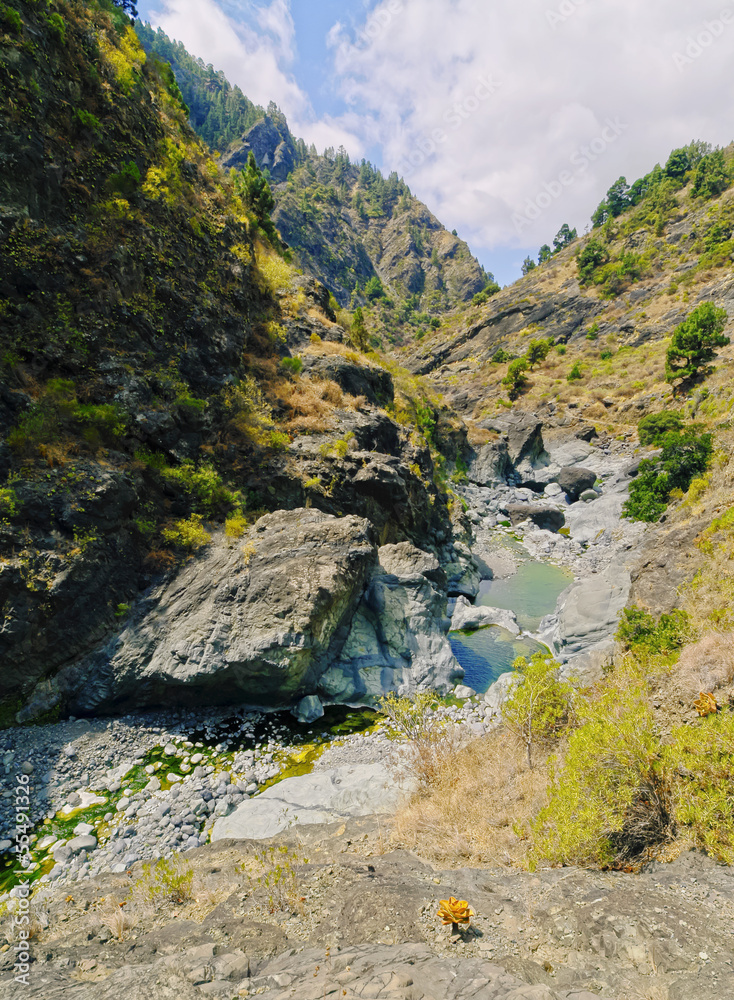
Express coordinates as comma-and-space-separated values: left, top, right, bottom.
450, 550, 572, 693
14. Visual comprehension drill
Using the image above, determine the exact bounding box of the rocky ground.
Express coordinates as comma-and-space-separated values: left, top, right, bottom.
2, 815, 732, 1000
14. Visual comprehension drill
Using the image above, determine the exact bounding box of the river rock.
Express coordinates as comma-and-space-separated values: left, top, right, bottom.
62, 509, 377, 714
450, 597, 520, 635
579, 489, 599, 502
67, 834, 97, 854
466, 440, 512, 486
484, 671, 522, 717
211, 763, 415, 841
557, 466, 597, 501
292, 695, 324, 724
504, 504, 565, 533
318, 542, 463, 703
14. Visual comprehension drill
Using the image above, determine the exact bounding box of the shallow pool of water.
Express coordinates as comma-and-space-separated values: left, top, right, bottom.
450, 545, 573, 693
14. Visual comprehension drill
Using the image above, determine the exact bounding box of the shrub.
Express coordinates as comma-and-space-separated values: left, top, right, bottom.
576, 238, 609, 283
136, 856, 194, 905
502, 653, 574, 768
161, 514, 211, 550
502, 358, 529, 400
616, 606, 692, 654
161, 461, 236, 517
567, 362, 582, 381
586, 321, 599, 340
665, 302, 729, 389
525, 339, 550, 368
623, 427, 713, 522
280, 356, 303, 376
638, 410, 684, 445
666, 713, 734, 864
0, 4, 22, 33
225, 512, 249, 538
108, 160, 141, 197
530, 680, 673, 869
600, 350, 613, 360
0, 487, 17, 522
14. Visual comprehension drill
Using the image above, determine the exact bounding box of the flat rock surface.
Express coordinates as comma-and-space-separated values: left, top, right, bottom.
212, 764, 415, 841
451, 597, 520, 634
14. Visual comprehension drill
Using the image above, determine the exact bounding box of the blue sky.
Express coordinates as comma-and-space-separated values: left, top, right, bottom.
138, 0, 734, 287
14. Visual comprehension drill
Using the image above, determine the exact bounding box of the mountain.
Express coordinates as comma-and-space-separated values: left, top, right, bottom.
0, 0, 470, 723
136, 22, 491, 326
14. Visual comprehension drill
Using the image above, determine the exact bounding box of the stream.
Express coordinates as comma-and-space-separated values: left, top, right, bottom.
449, 539, 573, 693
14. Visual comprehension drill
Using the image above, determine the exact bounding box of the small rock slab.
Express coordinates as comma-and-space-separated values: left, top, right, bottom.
451, 597, 520, 634
211, 764, 415, 842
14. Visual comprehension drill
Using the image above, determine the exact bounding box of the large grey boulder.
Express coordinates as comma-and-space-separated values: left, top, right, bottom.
318, 542, 463, 703
466, 440, 512, 486
450, 597, 520, 634
504, 503, 565, 533
557, 466, 597, 501
211, 763, 415, 841
63, 510, 377, 714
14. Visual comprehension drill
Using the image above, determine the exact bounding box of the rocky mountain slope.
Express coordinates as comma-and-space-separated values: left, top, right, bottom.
136, 22, 490, 320
0, 0, 472, 724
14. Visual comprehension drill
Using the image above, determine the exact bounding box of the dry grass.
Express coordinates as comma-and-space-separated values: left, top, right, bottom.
390, 727, 549, 866
671, 632, 734, 700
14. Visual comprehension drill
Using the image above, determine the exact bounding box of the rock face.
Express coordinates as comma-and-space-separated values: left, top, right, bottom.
555, 554, 632, 659
212, 764, 414, 841
557, 466, 597, 501
504, 504, 565, 532
221, 115, 297, 182
319, 542, 463, 703
60, 510, 377, 715
299, 353, 394, 406
18, 518, 466, 719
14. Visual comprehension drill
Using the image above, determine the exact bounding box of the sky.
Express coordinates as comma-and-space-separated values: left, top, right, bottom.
138, 0, 734, 286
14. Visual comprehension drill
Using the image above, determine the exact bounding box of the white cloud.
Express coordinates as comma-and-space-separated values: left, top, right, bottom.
146, 0, 364, 156
328, 0, 734, 249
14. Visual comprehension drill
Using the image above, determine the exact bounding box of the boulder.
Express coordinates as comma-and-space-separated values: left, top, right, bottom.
579, 489, 599, 502
65, 510, 377, 714
211, 764, 415, 841
466, 440, 512, 486
557, 466, 597, 501
482, 412, 546, 465
504, 504, 566, 533
292, 695, 324, 724
318, 542, 462, 704
484, 671, 521, 717
450, 597, 520, 635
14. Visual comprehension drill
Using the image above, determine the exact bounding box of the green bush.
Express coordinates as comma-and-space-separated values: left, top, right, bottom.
0, 4, 22, 33
161, 513, 211, 550
665, 302, 729, 388
108, 160, 141, 197
600, 350, 613, 360
567, 362, 582, 381
502, 358, 529, 400
502, 653, 574, 768
616, 606, 692, 654
525, 339, 550, 368
623, 426, 713, 522
667, 713, 734, 864
576, 238, 608, 283
280, 356, 303, 376
161, 461, 236, 517
530, 679, 671, 869
637, 410, 683, 445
